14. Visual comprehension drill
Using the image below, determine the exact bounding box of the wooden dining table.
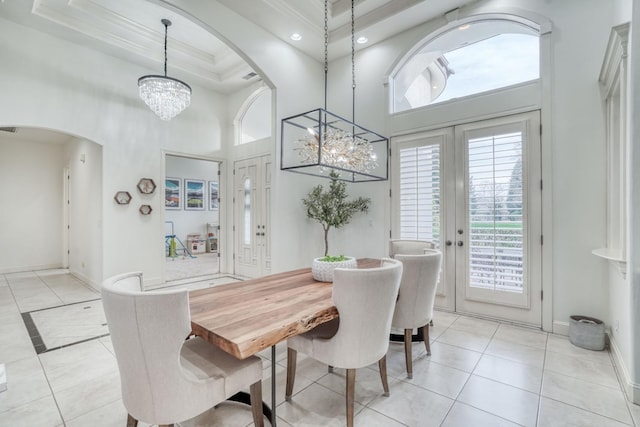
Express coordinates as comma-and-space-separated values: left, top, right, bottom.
188, 258, 380, 425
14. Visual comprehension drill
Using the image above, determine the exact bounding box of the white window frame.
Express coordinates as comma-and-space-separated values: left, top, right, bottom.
592, 23, 629, 277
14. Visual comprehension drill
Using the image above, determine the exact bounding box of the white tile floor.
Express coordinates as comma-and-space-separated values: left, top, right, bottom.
0, 269, 638, 427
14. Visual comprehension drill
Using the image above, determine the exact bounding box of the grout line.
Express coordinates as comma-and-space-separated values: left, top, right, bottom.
23, 298, 102, 314
40, 334, 111, 354
34, 343, 66, 425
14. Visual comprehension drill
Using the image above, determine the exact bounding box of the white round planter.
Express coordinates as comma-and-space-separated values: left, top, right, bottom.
312, 257, 357, 282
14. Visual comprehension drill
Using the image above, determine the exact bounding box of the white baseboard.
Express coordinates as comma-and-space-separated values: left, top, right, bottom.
609, 334, 640, 405
552, 320, 570, 336
69, 271, 99, 291
143, 276, 164, 290
0, 263, 63, 275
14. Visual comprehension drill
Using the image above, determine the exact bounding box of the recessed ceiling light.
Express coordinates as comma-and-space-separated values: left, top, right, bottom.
458, 24, 471, 31
356, 36, 368, 44
290, 33, 302, 41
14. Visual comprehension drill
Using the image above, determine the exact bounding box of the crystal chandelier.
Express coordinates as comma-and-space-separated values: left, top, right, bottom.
297, 128, 378, 173
280, 0, 388, 182
138, 19, 191, 121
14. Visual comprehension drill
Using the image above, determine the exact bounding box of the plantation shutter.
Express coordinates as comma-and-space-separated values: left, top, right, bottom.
398, 143, 441, 247
467, 131, 524, 292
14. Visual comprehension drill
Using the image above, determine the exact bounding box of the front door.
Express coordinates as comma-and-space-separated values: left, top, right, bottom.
392, 111, 542, 326
233, 154, 272, 277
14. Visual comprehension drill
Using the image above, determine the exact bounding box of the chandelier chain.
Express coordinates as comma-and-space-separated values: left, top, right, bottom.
351, 0, 356, 123
163, 21, 168, 76
324, 0, 329, 110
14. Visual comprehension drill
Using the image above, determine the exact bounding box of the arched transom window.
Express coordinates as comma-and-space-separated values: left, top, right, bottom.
392, 19, 539, 113
235, 87, 272, 145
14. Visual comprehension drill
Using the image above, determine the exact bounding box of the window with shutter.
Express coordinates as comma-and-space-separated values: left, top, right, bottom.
467, 132, 524, 292
398, 144, 441, 247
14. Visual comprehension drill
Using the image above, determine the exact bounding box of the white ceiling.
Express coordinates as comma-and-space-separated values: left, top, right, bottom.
0, 0, 475, 94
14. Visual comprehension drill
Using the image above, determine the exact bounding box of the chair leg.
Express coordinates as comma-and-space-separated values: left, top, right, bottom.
346, 368, 356, 427
285, 347, 297, 401
126, 414, 138, 427
419, 324, 431, 355
404, 328, 413, 379
378, 355, 390, 397
250, 380, 264, 427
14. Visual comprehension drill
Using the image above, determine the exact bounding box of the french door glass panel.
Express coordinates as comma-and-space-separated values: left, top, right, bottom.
399, 142, 442, 246
462, 123, 529, 306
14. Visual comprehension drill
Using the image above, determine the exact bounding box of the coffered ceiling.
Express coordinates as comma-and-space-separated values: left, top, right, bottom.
0, 0, 475, 94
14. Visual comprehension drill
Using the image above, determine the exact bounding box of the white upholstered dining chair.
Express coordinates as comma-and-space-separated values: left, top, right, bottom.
285, 258, 403, 427
388, 239, 435, 257
391, 250, 442, 378
101, 272, 264, 427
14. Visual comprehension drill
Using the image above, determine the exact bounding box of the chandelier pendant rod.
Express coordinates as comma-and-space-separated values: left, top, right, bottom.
161, 18, 171, 77
351, 0, 356, 138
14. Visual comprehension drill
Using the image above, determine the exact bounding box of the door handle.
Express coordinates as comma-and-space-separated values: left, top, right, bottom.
457, 241, 464, 247
446, 240, 453, 246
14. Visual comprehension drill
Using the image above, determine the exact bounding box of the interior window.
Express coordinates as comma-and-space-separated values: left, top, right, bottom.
237, 88, 272, 145
392, 20, 539, 113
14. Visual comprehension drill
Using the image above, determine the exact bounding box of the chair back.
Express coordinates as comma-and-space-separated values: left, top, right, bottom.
325, 258, 402, 368
389, 239, 435, 257
101, 272, 194, 423
392, 251, 442, 329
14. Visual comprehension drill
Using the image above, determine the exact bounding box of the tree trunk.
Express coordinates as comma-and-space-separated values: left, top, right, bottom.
323, 225, 330, 256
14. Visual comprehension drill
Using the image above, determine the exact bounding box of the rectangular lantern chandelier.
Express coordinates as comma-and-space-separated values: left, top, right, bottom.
281, 108, 388, 182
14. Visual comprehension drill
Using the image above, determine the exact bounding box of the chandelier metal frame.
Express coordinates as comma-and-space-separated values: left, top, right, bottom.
280, 0, 389, 182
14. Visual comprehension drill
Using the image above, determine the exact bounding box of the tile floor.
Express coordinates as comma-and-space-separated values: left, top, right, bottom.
0, 269, 639, 427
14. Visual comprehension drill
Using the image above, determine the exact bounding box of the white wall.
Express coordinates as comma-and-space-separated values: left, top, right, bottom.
165, 155, 219, 244
64, 138, 103, 289
0, 135, 66, 273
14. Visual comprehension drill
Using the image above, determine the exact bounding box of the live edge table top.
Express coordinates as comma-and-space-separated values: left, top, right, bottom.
189, 258, 380, 360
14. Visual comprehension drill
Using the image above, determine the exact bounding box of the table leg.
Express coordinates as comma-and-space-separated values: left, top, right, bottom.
228, 346, 277, 425
271, 345, 277, 426
227, 393, 272, 421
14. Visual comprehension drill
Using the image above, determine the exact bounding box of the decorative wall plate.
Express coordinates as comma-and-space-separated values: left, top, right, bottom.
114, 191, 132, 205
137, 178, 156, 194
139, 204, 153, 215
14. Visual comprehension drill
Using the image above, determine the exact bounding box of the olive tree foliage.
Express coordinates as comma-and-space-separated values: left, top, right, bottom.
302, 172, 370, 256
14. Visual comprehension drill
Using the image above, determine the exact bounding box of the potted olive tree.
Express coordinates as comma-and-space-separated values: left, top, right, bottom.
302, 172, 370, 282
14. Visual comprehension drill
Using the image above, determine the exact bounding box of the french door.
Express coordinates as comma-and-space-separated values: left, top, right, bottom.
392, 111, 542, 326
233, 154, 272, 277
